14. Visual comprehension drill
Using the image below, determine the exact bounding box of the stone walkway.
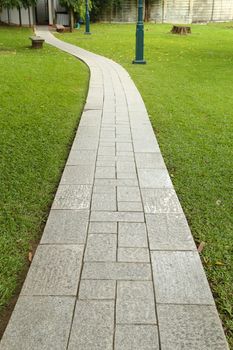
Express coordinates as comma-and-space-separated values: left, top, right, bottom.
0, 28, 229, 350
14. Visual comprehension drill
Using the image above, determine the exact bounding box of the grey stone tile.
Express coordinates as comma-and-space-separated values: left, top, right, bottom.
84, 234, 117, 262
90, 211, 144, 223
117, 281, 154, 300
135, 152, 166, 169
116, 151, 134, 157
68, 300, 114, 350
115, 325, 159, 350
77, 126, 100, 138
141, 189, 183, 214
116, 161, 136, 172
72, 137, 99, 150
116, 143, 133, 152
21, 245, 84, 296
116, 281, 156, 324
138, 169, 173, 189
79, 280, 116, 300
41, 210, 89, 244
133, 139, 160, 153
157, 304, 229, 350
116, 300, 156, 324
91, 193, 116, 211
117, 186, 141, 202
118, 248, 150, 262
60, 165, 95, 185
151, 251, 214, 305
89, 222, 117, 234
117, 171, 137, 179
95, 166, 116, 179
82, 262, 151, 280
119, 222, 148, 248
52, 185, 92, 210
95, 178, 138, 187
146, 213, 196, 250
98, 146, 115, 156
79, 109, 102, 126
67, 150, 97, 165
0, 296, 75, 350
118, 201, 143, 212
93, 185, 116, 194
97, 156, 115, 167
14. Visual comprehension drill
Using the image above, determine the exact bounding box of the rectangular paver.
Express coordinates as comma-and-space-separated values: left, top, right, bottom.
157, 304, 229, 350
141, 188, 183, 214
90, 211, 144, 223
41, 210, 89, 244
118, 247, 150, 262
89, 222, 117, 234
52, 185, 92, 210
21, 245, 84, 296
118, 222, 148, 248
115, 325, 159, 350
68, 301, 114, 350
84, 234, 117, 262
0, 296, 75, 350
60, 165, 95, 185
79, 280, 116, 300
151, 251, 214, 305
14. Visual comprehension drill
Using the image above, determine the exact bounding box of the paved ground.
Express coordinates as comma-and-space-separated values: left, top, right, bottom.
0, 28, 229, 350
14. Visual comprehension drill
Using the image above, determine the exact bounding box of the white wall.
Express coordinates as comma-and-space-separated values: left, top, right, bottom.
0, 6, 33, 25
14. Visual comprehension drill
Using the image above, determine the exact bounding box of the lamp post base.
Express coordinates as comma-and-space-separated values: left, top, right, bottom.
132, 59, 146, 64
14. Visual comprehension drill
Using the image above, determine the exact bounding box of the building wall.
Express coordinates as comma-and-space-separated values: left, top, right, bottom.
0, 7, 33, 26
99, 0, 233, 23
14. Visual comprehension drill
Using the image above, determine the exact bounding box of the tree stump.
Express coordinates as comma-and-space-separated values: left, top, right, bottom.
171, 25, 191, 35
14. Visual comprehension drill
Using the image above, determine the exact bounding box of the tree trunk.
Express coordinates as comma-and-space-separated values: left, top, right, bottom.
28, 7, 31, 27
18, 7, 22, 26
144, 0, 151, 22
7, 8, 10, 24
70, 8, 74, 32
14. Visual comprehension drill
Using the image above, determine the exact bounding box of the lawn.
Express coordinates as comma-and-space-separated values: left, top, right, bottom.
56, 23, 233, 344
0, 27, 88, 331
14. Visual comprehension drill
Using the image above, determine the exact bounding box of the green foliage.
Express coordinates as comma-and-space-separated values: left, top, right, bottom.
59, 0, 92, 19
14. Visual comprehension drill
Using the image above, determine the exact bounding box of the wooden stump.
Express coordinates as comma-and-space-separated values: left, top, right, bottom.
171, 25, 191, 35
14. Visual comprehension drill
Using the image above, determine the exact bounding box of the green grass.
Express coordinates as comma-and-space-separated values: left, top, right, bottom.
0, 27, 89, 315
56, 23, 233, 344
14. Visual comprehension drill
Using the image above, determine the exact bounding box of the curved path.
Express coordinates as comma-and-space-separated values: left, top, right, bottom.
0, 28, 229, 350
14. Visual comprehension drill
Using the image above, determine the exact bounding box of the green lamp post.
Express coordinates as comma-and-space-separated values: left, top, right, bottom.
133, 0, 146, 64
84, 0, 91, 35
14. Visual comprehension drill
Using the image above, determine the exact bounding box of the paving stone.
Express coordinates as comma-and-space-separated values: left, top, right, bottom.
41, 210, 89, 244
21, 245, 84, 296
117, 171, 137, 179
157, 304, 229, 350
77, 126, 100, 138
91, 193, 116, 211
116, 143, 133, 152
117, 186, 141, 202
138, 169, 173, 189
82, 262, 151, 280
89, 222, 117, 234
151, 251, 214, 305
95, 166, 116, 179
67, 150, 97, 165
117, 281, 154, 300
0, 296, 75, 350
79, 109, 102, 126
141, 188, 183, 214
116, 281, 156, 324
90, 211, 144, 223
118, 222, 148, 248
84, 234, 117, 262
52, 185, 92, 210
93, 185, 116, 194
79, 280, 116, 300
98, 146, 115, 156
118, 248, 150, 262
115, 325, 159, 350
95, 178, 138, 187
116, 161, 136, 172
146, 213, 196, 250
135, 152, 165, 169
60, 165, 95, 185
72, 137, 99, 150
68, 300, 114, 350
118, 201, 143, 212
